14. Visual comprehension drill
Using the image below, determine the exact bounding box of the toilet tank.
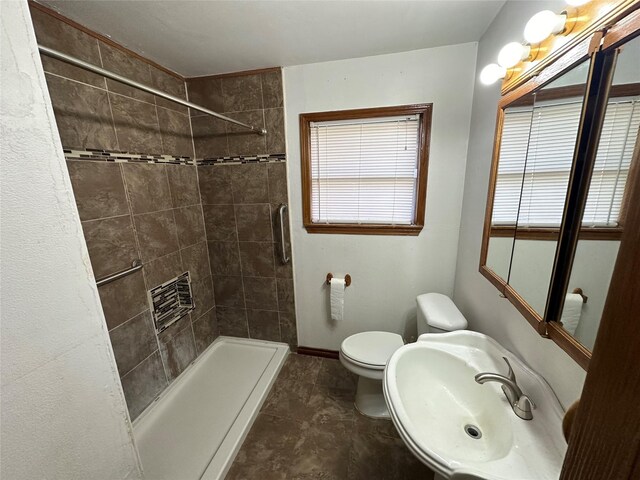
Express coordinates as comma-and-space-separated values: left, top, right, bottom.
416, 293, 468, 335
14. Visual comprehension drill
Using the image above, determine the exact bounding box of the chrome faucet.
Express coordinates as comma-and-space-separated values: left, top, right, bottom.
475, 357, 535, 420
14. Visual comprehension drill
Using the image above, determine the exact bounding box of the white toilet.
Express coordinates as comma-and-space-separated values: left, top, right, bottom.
339, 293, 468, 418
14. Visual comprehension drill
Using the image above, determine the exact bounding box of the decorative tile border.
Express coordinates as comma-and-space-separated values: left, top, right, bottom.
64, 148, 194, 165
63, 149, 286, 165
198, 153, 286, 165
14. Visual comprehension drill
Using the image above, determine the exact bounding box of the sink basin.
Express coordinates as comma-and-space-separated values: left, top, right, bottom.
383, 331, 566, 480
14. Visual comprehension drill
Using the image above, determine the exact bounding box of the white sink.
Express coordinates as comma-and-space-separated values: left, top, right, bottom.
383, 331, 566, 480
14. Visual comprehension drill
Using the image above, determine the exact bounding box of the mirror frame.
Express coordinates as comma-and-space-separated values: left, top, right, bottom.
480, 5, 640, 370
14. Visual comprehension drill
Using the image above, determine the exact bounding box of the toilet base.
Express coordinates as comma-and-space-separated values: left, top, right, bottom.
354, 376, 390, 419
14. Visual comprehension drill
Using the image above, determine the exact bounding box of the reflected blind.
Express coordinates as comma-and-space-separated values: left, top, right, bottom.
517, 100, 583, 227
493, 97, 639, 228
583, 99, 640, 227
310, 115, 420, 224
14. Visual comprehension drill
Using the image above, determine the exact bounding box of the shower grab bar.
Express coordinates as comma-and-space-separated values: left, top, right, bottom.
96, 260, 143, 287
37, 45, 267, 136
278, 204, 290, 264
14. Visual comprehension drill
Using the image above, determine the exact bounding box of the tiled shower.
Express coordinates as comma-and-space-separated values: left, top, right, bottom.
31, 4, 295, 421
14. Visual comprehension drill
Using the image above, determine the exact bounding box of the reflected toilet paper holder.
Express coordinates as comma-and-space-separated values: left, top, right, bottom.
326, 273, 351, 287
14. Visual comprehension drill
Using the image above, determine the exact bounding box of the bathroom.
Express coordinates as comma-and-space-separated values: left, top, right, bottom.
1, 0, 639, 478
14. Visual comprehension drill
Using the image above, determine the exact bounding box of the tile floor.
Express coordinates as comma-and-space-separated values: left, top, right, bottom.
226, 353, 434, 479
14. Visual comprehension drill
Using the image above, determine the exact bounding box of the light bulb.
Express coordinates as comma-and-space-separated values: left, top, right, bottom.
524, 10, 567, 44
480, 64, 507, 85
498, 42, 531, 68
565, 0, 590, 6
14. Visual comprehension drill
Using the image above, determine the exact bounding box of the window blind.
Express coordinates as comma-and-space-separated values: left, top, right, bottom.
310, 115, 420, 224
492, 97, 639, 228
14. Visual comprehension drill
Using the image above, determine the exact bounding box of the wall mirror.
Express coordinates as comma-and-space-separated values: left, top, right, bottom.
508, 59, 590, 319
480, 6, 640, 369
554, 34, 640, 351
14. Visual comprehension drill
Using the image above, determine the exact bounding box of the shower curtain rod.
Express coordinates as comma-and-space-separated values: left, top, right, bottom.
38, 45, 267, 136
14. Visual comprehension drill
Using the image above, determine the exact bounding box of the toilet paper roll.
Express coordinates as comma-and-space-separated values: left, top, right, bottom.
330, 277, 346, 321
561, 293, 583, 336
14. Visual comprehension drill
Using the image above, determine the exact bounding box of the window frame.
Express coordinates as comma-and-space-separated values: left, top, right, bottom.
299, 104, 432, 236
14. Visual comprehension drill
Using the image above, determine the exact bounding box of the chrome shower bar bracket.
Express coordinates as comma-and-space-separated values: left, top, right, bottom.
38, 45, 267, 136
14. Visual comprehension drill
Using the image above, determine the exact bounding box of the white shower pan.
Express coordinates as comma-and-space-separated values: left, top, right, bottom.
133, 336, 289, 480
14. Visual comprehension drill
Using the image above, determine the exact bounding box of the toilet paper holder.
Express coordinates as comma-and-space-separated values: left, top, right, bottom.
326, 273, 351, 287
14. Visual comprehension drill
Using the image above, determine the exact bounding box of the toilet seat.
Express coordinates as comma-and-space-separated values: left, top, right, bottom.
340, 331, 404, 369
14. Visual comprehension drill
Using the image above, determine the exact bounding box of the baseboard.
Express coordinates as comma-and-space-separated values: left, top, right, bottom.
296, 346, 340, 359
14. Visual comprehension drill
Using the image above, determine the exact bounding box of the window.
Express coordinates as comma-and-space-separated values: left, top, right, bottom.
300, 104, 432, 235
492, 96, 639, 234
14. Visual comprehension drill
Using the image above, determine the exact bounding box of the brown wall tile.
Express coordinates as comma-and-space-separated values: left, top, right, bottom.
82, 215, 138, 279
199, 166, 233, 205
265, 108, 285, 154
193, 308, 218, 353
134, 210, 179, 263
261, 70, 283, 109
150, 66, 188, 113
244, 277, 277, 310
235, 204, 272, 242
208, 241, 241, 276
212, 275, 245, 307
121, 351, 166, 420
46, 74, 117, 150
203, 205, 237, 242
158, 318, 196, 381
248, 309, 281, 342
67, 161, 128, 221
279, 311, 298, 348
276, 277, 295, 314
174, 205, 205, 248
186, 77, 223, 114
191, 275, 215, 320
99, 42, 154, 103
109, 310, 156, 376
226, 110, 266, 156
98, 270, 148, 329
239, 242, 275, 277
110, 93, 162, 154
192, 116, 228, 158
144, 250, 183, 288
31, 7, 104, 87
158, 108, 194, 158
221, 74, 263, 112
167, 165, 199, 207
267, 162, 288, 205
122, 163, 172, 214
230, 163, 269, 204
181, 241, 209, 282
217, 307, 249, 337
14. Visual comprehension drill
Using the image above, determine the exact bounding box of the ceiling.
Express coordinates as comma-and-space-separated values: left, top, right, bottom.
39, 1, 506, 77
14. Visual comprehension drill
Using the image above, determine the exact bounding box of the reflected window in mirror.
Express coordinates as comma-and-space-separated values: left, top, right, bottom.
507, 59, 590, 317
558, 36, 640, 349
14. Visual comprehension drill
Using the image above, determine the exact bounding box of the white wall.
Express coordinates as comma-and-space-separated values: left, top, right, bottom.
452, 0, 587, 409
284, 43, 477, 350
488, 237, 619, 350
0, 1, 142, 478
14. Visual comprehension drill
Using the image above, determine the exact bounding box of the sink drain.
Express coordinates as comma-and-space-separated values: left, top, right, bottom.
464, 424, 482, 439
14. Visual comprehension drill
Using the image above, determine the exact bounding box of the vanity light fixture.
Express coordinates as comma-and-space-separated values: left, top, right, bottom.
498, 42, 532, 69
480, 63, 507, 85
565, 0, 591, 6
524, 10, 567, 44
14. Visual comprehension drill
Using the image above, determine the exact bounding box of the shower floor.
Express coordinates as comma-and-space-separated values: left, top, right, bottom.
133, 336, 289, 480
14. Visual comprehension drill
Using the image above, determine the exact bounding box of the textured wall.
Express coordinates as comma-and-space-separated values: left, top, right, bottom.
452, 0, 587, 408
283, 43, 478, 350
0, 1, 141, 478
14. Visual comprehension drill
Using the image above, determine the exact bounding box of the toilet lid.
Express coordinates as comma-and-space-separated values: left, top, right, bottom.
340, 331, 404, 368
